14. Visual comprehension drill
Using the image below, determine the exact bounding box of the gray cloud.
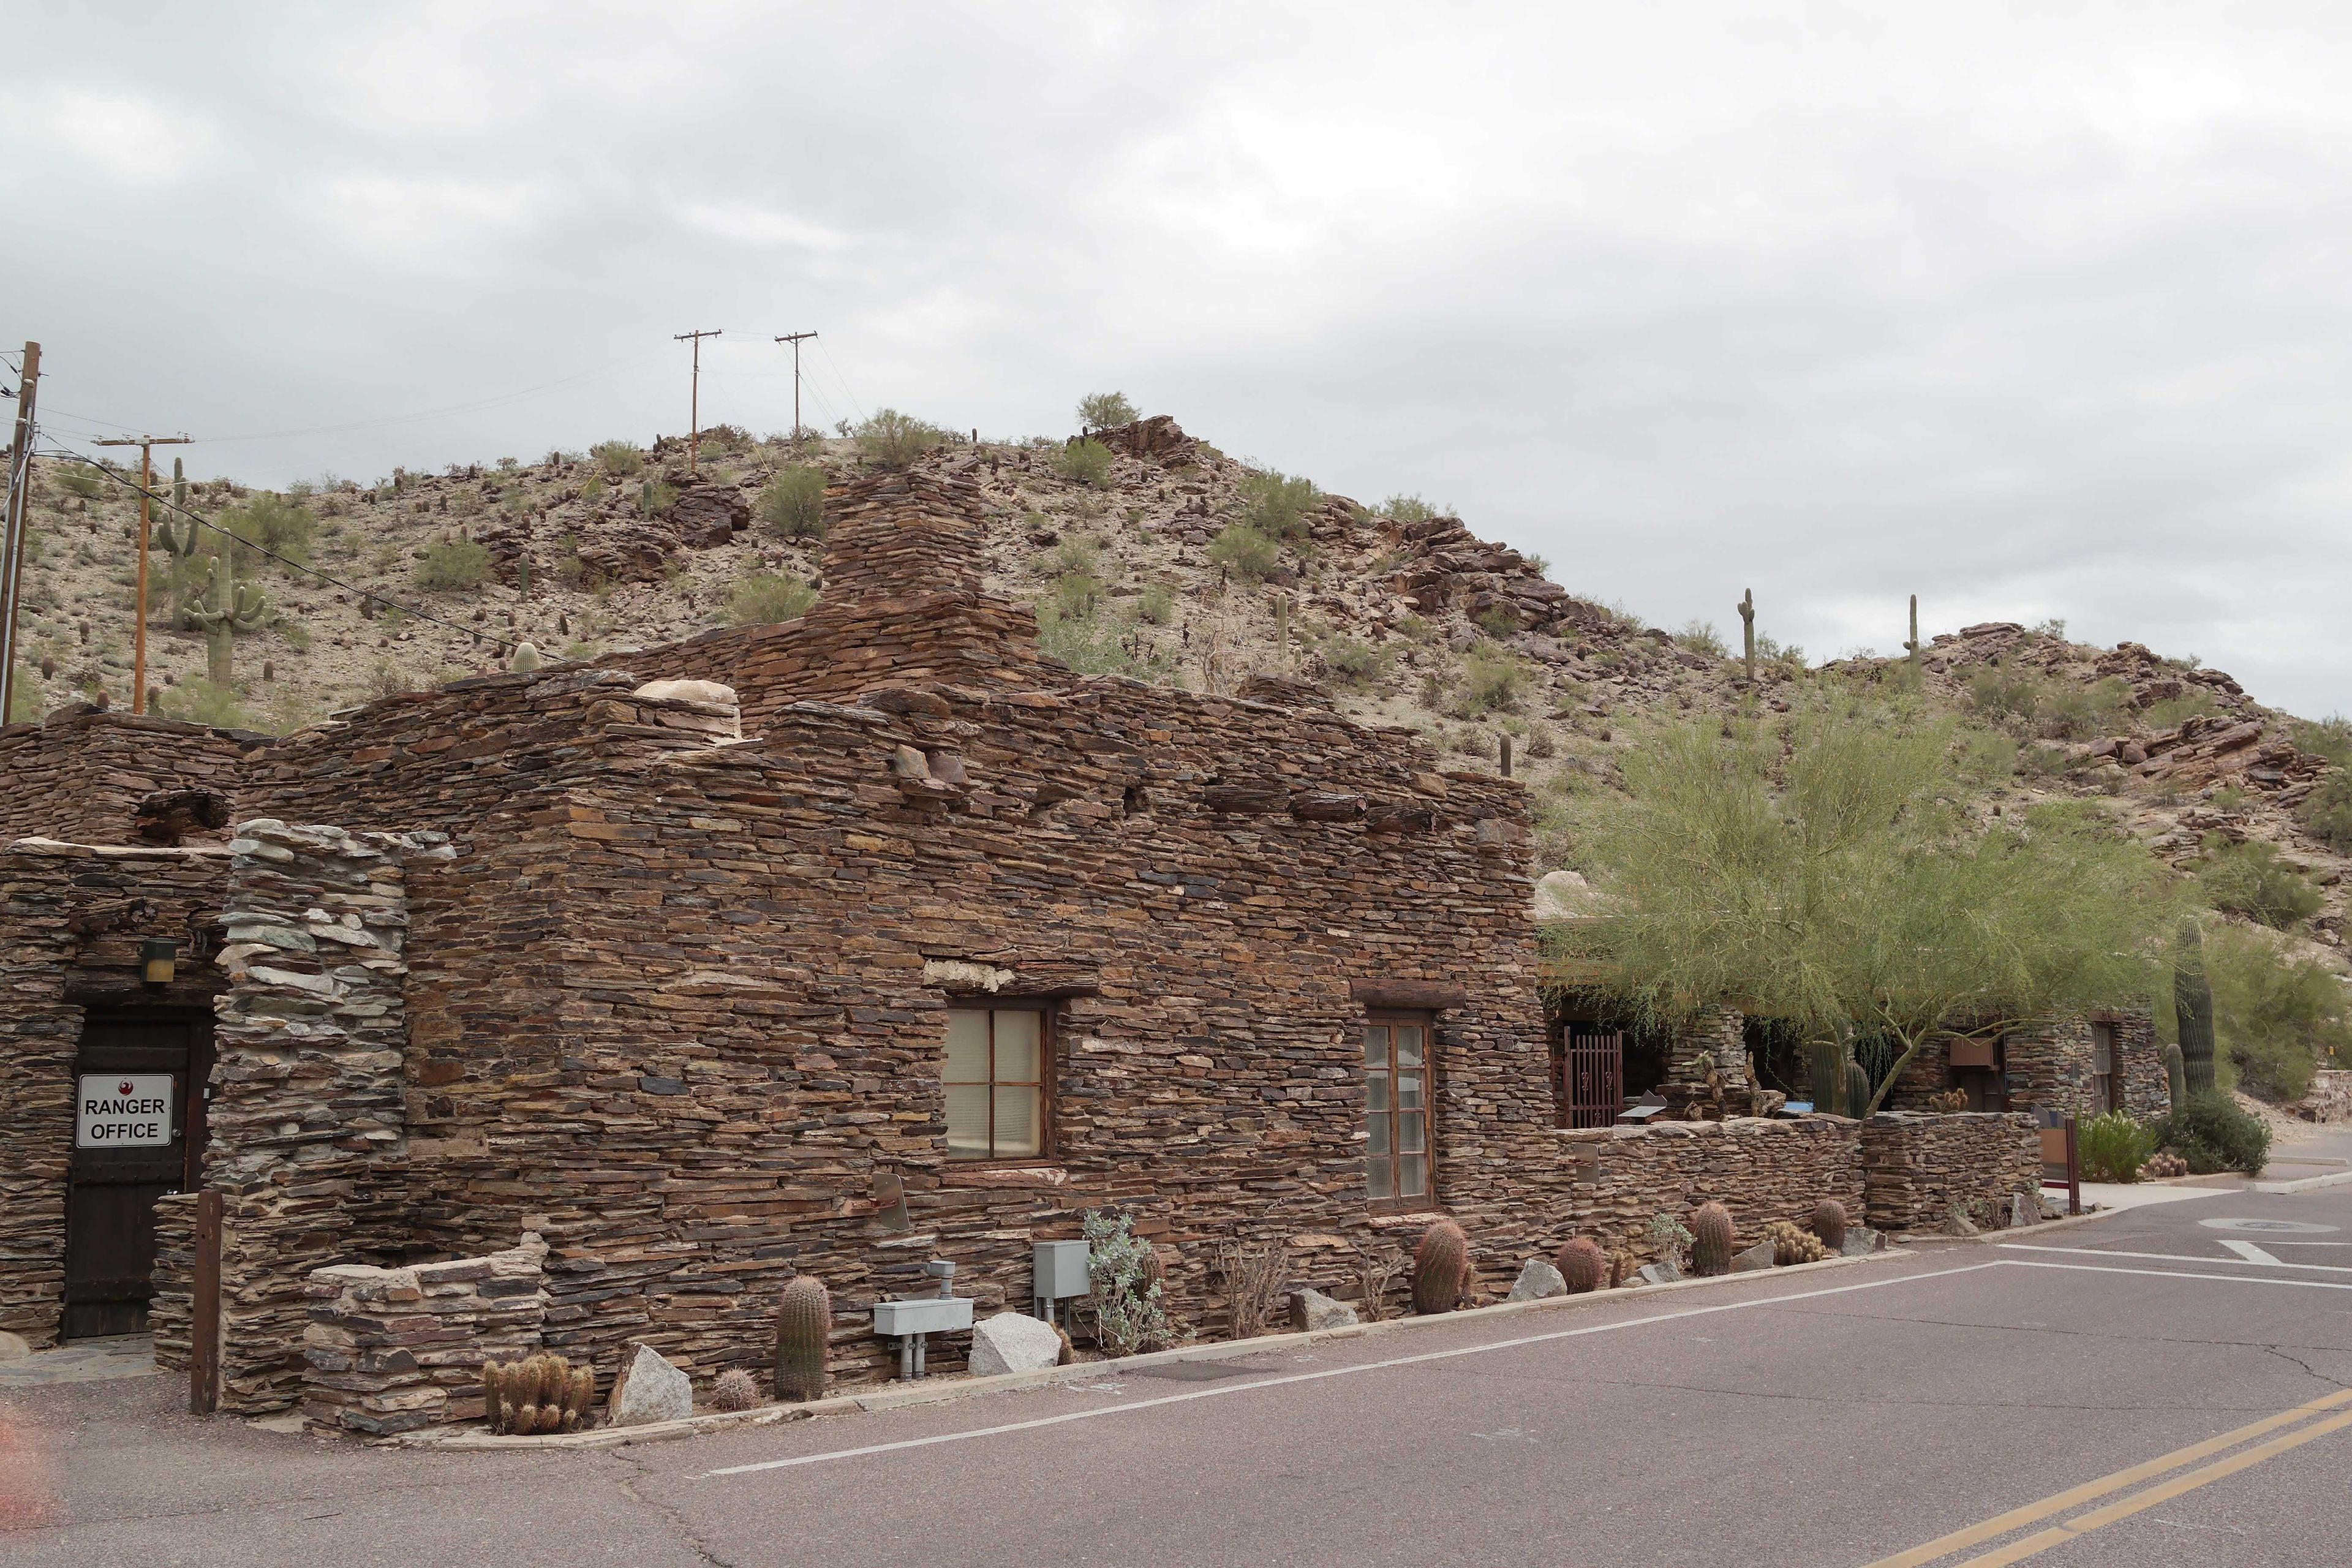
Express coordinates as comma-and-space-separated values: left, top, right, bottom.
10, 2, 2352, 712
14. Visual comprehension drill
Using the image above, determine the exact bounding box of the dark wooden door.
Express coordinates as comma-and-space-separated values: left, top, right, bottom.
64, 1011, 211, 1340
1561, 1026, 1624, 1129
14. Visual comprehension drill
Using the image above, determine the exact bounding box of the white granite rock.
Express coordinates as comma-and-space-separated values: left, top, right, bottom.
606, 1342, 693, 1427
968, 1311, 1063, 1377
1289, 1289, 1360, 1332
1731, 1240, 1777, 1273
1507, 1259, 1566, 1301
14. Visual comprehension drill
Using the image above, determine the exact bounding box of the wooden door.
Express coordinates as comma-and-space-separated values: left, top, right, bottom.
2090, 1022, 2118, 1114
1561, 1025, 1623, 1129
64, 1011, 211, 1340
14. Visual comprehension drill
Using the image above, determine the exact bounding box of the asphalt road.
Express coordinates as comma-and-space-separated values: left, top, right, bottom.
6, 1183, 2351, 1567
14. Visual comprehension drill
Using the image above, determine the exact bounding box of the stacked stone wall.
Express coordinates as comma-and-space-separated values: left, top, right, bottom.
1558, 1116, 1863, 1264
1861, 1111, 2041, 1234
0, 840, 228, 1347
1885, 1009, 2162, 1118
301, 1234, 548, 1437
2293, 1069, 2352, 1123
0, 712, 258, 845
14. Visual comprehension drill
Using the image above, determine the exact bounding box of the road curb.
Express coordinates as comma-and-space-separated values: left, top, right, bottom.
388, 1243, 1918, 1452
2252, 1168, 2352, 1195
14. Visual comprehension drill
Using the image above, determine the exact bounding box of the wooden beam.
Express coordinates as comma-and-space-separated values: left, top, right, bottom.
1349, 980, 1468, 1011
189, 1189, 222, 1415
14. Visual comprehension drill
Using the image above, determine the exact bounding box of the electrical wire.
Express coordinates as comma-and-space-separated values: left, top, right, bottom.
39, 439, 521, 653
815, 339, 865, 424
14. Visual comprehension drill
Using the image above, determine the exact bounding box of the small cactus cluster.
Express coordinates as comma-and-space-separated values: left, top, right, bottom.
481, 1354, 594, 1435
2143, 1150, 2189, 1180
709, 1367, 760, 1412
1412, 1219, 1471, 1314
1763, 1219, 1831, 1267
1689, 1202, 1736, 1276
774, 1275, 830, 1402
1554, 1236, 1607, 1295
1811, 1199, 1847, 1251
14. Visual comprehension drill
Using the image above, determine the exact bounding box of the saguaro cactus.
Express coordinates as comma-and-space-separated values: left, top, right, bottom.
181, 554, 274, 684
1845, 1060, 1874, 1121
1738, 588, 1755, 684
2163, 1042, 2188, 1115
774, 1275, 830, 1401
1690, 1202, 1735, 1276
2175, 921, 2217, 1095
1807, 1039, 1845, 1114
1905, 594, 1922, 665
172, 454, 187, 512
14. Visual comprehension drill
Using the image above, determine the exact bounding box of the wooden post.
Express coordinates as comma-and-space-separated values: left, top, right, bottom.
190, 1188, 224, 1415
94, 435, 190, 714
673, 328, 722, 476
2064, 1115, 2081, 1217
0, 341, 41, 725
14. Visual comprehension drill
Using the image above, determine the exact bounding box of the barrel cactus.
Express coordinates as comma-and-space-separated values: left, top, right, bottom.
774, 1275, 830, 1401
710, 1368, 759, 1412
481, 1354, 594, 1435
1763, 1219, 1831, 1266
1555, 1236, 1607, 1295
1412, 1219, 1471, 1314
1689, 1202, 1735, 1276
1811, 1199, 1848, 1251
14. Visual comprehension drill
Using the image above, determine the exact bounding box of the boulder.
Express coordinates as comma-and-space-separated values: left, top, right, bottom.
968, 1311, 1063, 1378
1289, 1289, 1360, 1332
1731, 1240, 1777, 1273
2008, 1193, 2037, 1230
1841, 1228, 1882, 1257
1945, 1210, 1981, 1238
1507, 1259, 1566, 1301
606, 1343, 693, 1427
1531, 869, 1603, 922
1636, 1260, 1683, 1286
632, 678, 738, 709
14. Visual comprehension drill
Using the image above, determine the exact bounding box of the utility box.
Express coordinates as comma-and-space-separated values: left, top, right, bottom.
1033, 1239, 1090, 1322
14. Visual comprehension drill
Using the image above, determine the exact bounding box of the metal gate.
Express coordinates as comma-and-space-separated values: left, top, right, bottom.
1559, 1025, 1624, 1129
64, 1010, 209, 1340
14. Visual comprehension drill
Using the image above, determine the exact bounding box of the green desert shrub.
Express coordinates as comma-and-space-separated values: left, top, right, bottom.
2197, 837, 2321, 930
1463, 646, 1530, 714
1323, 636, 1389, 688
1054, 439, 1115, 488
592, 439, 646, 477
56, 462, 105, 500
2207, 924, 2352, 1101
1135, 584, 1175, 625
2076, 1111, 2157, 1183
1077, 391, 1137, 430
157, 675, 252, 730
1676, 620, 1728, 658
854, 408, 946, 470
1966, 666, 2130, 741
219, 492, 317, 571
756, 466, 827, 539
416, 538, 493, 591
1207, 522, 1280, 582
2153, 1089, 2272, 1176
1238, 471, 1321, 541
1381, 494, 1438, 524
724, 571, 817, 627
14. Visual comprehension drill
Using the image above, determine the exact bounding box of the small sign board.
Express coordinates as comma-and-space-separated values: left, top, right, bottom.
76, 1074, 175, 1148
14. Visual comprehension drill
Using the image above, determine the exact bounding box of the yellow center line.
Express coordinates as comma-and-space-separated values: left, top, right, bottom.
1947, 1409, 2352, 1567
1857, 1387, 2352, 1568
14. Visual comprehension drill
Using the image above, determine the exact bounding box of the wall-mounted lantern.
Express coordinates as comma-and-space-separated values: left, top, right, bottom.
140, 938, 179, 986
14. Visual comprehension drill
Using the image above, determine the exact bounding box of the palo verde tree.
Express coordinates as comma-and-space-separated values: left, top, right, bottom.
1548, 692, 2182, 1113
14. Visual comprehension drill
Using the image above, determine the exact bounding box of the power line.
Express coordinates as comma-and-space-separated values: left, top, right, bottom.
815, 338, 865, 424
40, 440, 521, 654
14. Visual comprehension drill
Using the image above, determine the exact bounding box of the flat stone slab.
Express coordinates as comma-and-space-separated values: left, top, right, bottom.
1636, 1260, 1683, 1286
1730, 1240, 1777, 1273
1289, 1289, 1359, 1332
1507, 1259, 1566, 1301
968, 1311, 1062, 1378
607, 1343, 693, 1428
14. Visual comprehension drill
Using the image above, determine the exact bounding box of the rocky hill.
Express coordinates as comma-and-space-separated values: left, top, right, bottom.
11, 411, 2351, 973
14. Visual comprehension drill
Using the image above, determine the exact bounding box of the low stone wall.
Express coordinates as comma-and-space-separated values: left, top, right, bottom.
302, 1234, 548, 1437
2293, 1069, 2352, 1123
0, 710, 260, 846
1558, 1114, 1865, 1264
1861, 1112, 2040, 1234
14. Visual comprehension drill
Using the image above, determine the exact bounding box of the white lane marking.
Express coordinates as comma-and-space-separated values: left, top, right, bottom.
2000, 1260, 2352, 1291
700, 1262, 2005, 1478
2000, 1243, 2352, 1275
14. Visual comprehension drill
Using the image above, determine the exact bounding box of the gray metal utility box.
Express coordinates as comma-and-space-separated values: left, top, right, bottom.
1033, 1239, 1090, 1321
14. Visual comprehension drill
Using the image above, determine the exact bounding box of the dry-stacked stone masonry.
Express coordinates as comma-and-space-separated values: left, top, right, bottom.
2, 469, 2044, 1413
0, 708, 260, 844
1861, 1112, 2043, 1234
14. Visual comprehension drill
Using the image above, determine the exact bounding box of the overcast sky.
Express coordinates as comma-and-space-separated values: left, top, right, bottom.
10, 4, 2352, 714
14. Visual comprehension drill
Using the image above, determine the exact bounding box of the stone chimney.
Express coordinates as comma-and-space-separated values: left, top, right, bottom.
818, 470, 990, 601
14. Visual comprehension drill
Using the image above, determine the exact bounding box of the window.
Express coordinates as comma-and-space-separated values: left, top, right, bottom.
1363, 1014, 1432, 1205
944, 1006, 1048, 1161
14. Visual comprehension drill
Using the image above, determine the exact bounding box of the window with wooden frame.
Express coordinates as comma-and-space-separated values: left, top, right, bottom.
943, 1006, 1050, 1161
1363, 1012, 1433, 1207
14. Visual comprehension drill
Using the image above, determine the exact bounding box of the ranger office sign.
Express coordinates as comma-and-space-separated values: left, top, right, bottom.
76, 1075, 176, 1148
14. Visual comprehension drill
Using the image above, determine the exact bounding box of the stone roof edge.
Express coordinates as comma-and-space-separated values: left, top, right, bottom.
6, 836, 235, 861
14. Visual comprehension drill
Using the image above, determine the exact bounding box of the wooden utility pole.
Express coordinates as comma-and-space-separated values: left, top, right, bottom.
0, 342, 42, 726
94, 433, 192, 714
673, 328, 722, 475
774, 331, 816, 452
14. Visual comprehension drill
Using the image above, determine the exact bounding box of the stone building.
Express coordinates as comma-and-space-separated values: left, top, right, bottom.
1, 470, 2037, 1425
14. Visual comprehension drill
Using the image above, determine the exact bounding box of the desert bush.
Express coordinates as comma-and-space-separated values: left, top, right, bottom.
591, 439, 645, 477
1082, 1208, 1170, 1355
1237, 471, 1320, 541
1382, 494, 1437, 524
159, 675, 252, 729
416, 539, 493, 592
1476, 606, 1519, 639
1966, 666, 2130, 740
2197, 837, 2321, 930
56, 462, 105, 500
1676, 620, 1728, 658
1207, 522, 1280, 582
2206, 923, 2352, 1101
1462, 646, 1530, 713
1136, 585, 1175, 625
854, 408, 945, 470
1054, 439, 1115, 488
1324, 636, 1389, 687
2076, 1111, 2157, 1182
2153, 1089, 2272, 1175
756, 466, 827, 539
1077, 391, 1137, 430
724, 571, 817, 627
219, 492, 317, 571
1049, 570, 1104, 620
